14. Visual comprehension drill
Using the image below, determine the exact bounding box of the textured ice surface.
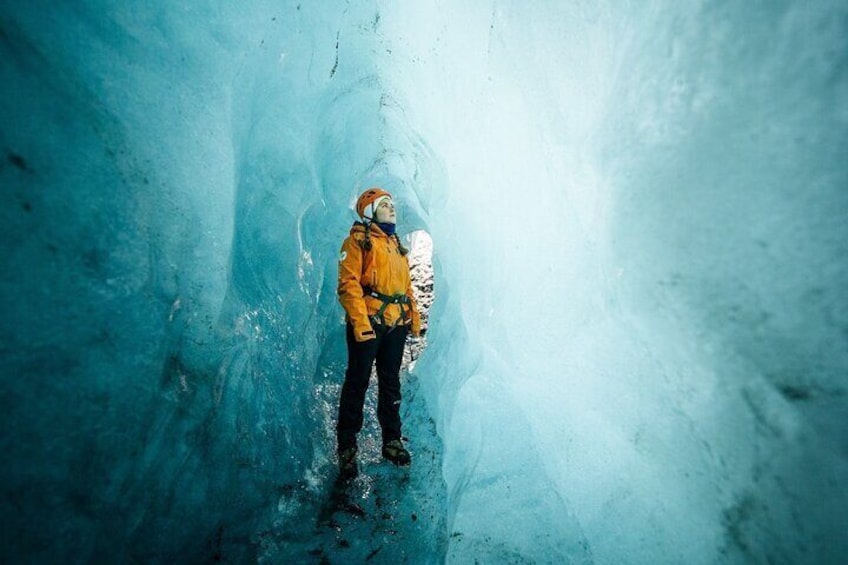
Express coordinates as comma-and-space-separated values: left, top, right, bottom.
1, 1, 847, 563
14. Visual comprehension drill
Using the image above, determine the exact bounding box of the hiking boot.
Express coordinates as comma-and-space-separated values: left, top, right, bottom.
382, 439, 411, 466
338, 447, 358, 479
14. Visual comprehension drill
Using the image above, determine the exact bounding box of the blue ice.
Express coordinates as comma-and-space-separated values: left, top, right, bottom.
1, 1, 846, 563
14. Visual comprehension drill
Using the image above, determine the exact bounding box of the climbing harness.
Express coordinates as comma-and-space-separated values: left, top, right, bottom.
362, 286, 410, 330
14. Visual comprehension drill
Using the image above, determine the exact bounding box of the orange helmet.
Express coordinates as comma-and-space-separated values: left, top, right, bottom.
355, 187, 392, 220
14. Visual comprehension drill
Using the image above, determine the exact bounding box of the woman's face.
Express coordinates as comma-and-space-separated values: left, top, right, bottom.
375, 198, 396, 224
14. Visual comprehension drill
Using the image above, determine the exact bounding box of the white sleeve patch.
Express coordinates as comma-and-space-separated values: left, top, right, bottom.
339, 251, 347, 262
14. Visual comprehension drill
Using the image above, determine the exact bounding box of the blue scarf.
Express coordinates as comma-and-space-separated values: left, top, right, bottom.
376, 221, 396, 236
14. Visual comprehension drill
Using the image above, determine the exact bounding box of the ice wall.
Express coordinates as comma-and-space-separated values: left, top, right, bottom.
382, 2, 848, 563
1, 3, 267, 561
1, 1, 846, 564
0, 1, 445, 562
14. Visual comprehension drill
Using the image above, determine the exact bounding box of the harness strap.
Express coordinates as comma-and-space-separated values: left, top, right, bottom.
362, 286, 410, 327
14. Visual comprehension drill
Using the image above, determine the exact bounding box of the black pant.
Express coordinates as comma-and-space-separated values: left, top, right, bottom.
337, 322, 408, 452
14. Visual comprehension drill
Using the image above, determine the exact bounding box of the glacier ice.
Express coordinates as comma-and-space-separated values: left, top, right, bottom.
1, 1, 847, 563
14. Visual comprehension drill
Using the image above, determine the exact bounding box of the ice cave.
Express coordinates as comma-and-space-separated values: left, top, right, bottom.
1, 1, 846, 563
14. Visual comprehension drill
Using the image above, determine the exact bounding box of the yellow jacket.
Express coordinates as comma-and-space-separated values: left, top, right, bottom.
338, 222, 421, 341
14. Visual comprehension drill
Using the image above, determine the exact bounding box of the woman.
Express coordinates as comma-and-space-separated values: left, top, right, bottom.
336, 187, 422, 478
